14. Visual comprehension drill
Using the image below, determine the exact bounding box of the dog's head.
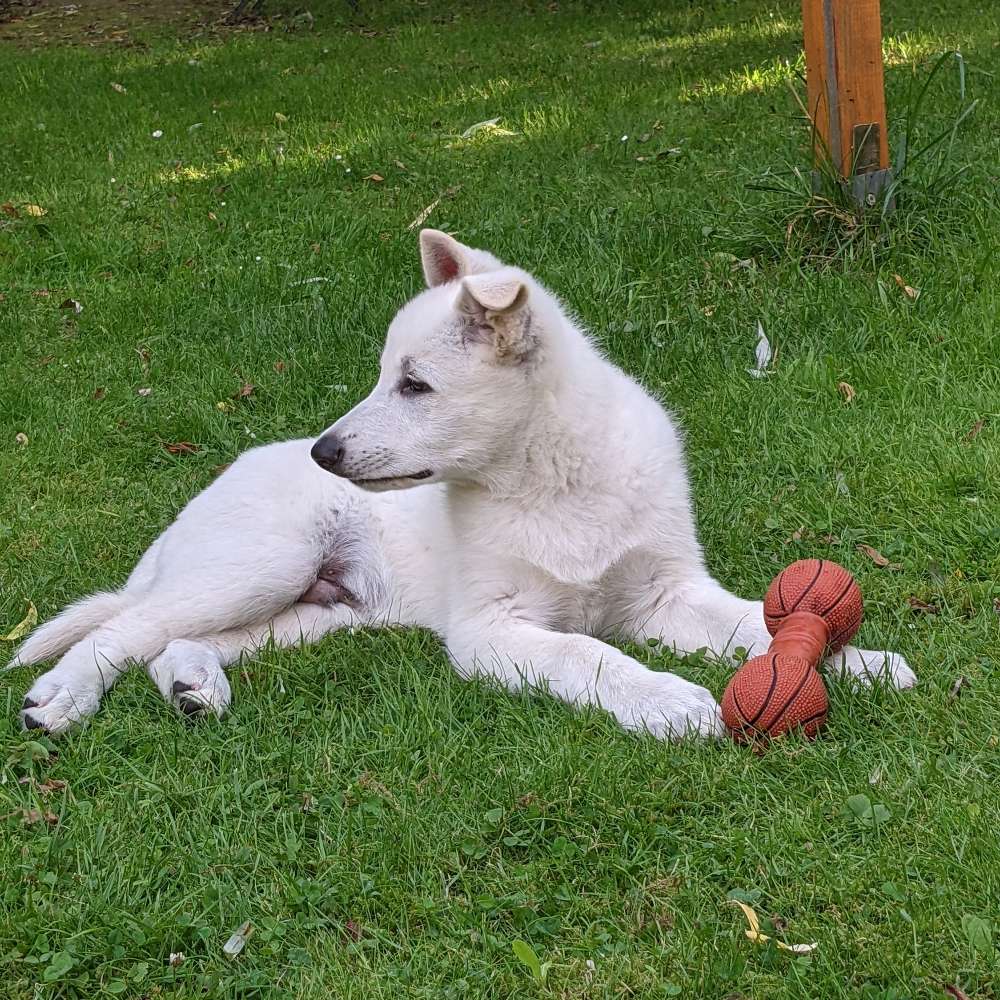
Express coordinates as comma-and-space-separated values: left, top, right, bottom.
312, 230, 553, 491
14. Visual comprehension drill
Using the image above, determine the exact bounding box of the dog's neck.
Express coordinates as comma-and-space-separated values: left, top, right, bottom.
444, 321, 660, 585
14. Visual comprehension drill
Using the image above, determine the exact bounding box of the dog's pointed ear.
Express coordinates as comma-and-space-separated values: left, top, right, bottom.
419, 229, 504, 287
456, 270, 533, 361
420, 229, 470, 287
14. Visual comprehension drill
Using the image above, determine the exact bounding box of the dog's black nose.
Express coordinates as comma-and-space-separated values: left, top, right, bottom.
311, 433, 346, 474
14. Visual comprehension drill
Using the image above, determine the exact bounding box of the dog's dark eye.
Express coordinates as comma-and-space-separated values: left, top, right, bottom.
401, 375, 433, 395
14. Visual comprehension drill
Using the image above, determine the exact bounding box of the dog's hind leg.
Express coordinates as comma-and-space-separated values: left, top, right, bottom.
147, 603, 360, 718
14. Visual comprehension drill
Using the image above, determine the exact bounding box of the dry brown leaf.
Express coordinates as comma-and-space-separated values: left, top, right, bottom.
15, 432, 28, 446
943, 986, 971, 1000
309, 242, 321, 253
856, 543, 889, 567
32, 289, 51, 298
892, 274, 920, 300
36, 778, 68, 795
163, 441, 199, 455
948, 676, 970, 701
93, 387, 106, 400
907, 596, 939, 614
212, 463, 232, 477
22, 808, 59, 826
363, 173, 385, 183
963, 418, 985, 442
837, 381, 856, 403
24, 204, 47, 218
1, 201, 19, 218
232, 383, 255, 399
274, 360, 286, 373
787, 525, 807, 543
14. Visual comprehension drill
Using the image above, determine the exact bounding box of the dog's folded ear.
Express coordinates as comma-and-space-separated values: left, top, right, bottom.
419, 229, 503, 287
456, 270, 534, 362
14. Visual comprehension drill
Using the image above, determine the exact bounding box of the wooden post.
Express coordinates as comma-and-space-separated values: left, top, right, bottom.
801, 0, 892, 205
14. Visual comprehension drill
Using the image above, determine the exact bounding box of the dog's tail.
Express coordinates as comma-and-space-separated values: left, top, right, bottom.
10, 590, 131, 667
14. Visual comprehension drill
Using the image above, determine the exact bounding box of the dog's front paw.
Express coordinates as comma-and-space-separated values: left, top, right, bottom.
830, 647, 917, 690
20, 667, 105, 734
616, 671, 724, 741
147, 640, 231, 719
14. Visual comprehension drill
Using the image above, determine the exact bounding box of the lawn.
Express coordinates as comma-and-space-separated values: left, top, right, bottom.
1, 1, 999, 997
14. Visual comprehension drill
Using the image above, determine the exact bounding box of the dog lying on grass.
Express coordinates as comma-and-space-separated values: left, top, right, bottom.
11, 230, 916, 736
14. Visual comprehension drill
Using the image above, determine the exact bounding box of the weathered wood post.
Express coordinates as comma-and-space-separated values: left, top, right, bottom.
801, 0, 892, 206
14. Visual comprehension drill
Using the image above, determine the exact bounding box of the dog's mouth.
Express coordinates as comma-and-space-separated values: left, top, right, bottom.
349, 469, 434, 487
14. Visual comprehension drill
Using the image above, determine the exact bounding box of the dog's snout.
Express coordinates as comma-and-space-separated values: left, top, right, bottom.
311, 433, 346, 474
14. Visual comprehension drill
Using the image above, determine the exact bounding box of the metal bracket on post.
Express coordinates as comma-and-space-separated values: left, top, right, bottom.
802, 0, 893, 211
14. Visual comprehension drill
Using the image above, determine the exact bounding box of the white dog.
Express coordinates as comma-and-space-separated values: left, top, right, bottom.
10, 230, 915, 737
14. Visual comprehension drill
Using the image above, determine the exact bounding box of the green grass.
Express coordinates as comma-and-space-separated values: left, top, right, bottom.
2, 2, 999, 997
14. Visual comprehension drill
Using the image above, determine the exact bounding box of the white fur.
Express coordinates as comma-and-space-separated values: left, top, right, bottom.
9, 230, 915, 737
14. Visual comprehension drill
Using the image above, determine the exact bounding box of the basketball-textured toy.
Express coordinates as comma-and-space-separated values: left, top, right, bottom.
722, 559, 864, 741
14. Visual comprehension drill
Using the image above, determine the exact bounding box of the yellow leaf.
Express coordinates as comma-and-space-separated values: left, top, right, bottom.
837, 381, 856, 403
728, 900, 818, 954
24, 204, 47, 218
892, 274, 920, 300
2, 601, 37, 642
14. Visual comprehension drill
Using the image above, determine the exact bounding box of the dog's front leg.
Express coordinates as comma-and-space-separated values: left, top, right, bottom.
446, 615, 722, 740
629, 577, 916, 689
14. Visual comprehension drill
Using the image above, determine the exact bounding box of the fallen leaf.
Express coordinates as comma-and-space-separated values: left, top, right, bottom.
24, 204, 47, 218
110, 81, 127, 93
2, 601, 38, 642
787, 525, 807, 543
21, 808, 59, 826
459, 116, 517, 139
232, 383, 255, 399
162, 441, 199, 455
821, 533, 841, 545
137, 387, 152, 397
59, 298, 82, 314
943, 986, 971, 1000
274, 112, 288, 123
747, 320, 772, 378
363, 173, 384, 183
32, 289, 51, 298
729, 900, 817, 954
856, 544, 901, 570
394, 160, 407, 171
907, 596, 939, 614
963, 419, 985, 442
1, 201, 18, 218
407, 184, 460, 230
868, 766, 882, 786
223, 921, 253, 958
273, 361, 286, 373
893, 274, 920, 300
36, 778, 67, 795
15, 432, 28, 446
344, 919, 363, 942
949, 676, 970, 700
93, 387, 106, 400
837, 381, 856, 403
212, 463, 231, 476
